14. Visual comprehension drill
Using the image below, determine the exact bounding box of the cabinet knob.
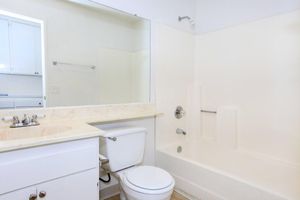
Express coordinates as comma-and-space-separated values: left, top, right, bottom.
29, 194, 37, 200
39, 191, 47, 198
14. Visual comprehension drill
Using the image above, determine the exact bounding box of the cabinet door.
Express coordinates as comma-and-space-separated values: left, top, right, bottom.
0, 187, 36, 200
37, 169, 99, 200
0, 18, 10, 73
10, 21, 41, 75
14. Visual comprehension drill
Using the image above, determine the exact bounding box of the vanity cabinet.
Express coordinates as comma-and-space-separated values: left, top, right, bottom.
0, 170, 98, 200
36, 169, 98, 200
0, 138, 100, 200
0, 16, 42, 76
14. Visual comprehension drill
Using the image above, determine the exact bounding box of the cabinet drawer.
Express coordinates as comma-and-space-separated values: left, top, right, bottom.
0, 138, 99, 195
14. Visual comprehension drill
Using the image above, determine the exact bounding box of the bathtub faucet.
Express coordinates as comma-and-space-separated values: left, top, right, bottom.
176, 128, 186, 135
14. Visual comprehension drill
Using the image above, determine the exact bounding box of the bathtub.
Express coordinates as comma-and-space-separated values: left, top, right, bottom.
156, 141, 300, 200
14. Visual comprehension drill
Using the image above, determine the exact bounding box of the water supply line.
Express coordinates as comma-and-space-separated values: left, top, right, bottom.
99, 172, 111, 183
99, 154, 111, 183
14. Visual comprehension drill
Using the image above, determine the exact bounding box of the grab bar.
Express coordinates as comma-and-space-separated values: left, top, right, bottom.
200, 109, 217, 114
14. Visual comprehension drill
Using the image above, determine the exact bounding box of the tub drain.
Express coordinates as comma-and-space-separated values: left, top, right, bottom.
177, 146, 182, 153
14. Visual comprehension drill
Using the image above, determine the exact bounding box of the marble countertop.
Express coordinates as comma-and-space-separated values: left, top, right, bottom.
0, 106, 160, 153
0, 122, 103, 153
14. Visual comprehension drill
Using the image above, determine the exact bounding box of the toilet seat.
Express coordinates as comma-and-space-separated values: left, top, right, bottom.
119, 166, 175, 195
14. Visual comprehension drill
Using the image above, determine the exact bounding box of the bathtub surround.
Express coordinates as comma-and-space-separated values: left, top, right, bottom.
195, 10, 300, 165
155, 9, 300, 200
156, 9, 300, 164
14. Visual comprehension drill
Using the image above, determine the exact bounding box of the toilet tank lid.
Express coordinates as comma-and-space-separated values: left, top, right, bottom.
100, 127, 147, 138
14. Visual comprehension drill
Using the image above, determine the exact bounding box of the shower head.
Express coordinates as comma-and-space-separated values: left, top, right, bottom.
178, 16, 195, 27
178, 16, 191, 22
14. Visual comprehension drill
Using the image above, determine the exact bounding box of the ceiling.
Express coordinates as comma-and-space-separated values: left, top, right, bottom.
195, 0, 300, 33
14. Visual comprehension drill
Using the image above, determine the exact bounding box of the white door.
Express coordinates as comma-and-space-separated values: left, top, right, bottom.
10, 21, 41, 75
37, 169, 99, 200
0, 18, 10, 73
0, 187, 37, 200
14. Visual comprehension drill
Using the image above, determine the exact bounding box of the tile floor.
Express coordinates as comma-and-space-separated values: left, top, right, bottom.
105, 191, 189, 200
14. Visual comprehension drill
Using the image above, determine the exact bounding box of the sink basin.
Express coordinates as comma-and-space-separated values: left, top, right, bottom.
0, 125, 72, 141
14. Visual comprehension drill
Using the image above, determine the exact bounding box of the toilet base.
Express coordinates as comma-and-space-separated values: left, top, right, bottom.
120, 189, 127, 200
120, 181, 173, 200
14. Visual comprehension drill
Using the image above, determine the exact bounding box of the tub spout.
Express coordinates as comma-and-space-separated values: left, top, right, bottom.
176, 128, 186, 135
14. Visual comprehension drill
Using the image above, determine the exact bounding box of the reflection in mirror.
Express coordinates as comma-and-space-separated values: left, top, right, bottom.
0, 10, 44, 109
0, 0, 151, 109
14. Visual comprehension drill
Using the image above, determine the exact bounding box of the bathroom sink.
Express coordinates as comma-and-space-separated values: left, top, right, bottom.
0, 125, 72, 141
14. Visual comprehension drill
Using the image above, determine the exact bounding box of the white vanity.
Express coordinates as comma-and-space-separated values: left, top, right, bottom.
0, 124, 103, 200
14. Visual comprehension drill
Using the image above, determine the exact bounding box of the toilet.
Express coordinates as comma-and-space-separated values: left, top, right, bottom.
99, 126, 175, 200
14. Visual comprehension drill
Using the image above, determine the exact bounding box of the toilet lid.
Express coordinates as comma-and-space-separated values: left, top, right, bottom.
125, 166, 174, 190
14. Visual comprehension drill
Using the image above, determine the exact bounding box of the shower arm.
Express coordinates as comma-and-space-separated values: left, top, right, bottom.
178, 16, 191, 22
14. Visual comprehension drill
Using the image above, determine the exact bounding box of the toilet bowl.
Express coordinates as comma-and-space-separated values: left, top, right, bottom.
116, 166, 175, 200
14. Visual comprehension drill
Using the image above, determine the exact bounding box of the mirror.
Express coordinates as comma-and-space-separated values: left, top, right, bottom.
0, 0, 151, 109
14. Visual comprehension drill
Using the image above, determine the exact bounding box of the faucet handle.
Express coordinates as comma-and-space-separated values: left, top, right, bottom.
21, 114, 30, 125
12, 116, 20, 125
31, 114, 45, 125
175, 106, 185, 119
31, 114, 38, 123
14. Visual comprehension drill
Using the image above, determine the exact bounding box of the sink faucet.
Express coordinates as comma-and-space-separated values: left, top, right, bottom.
2, 114, 45, 128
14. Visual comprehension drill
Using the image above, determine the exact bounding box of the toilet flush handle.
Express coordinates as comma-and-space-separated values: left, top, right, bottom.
108, 137, 117, 141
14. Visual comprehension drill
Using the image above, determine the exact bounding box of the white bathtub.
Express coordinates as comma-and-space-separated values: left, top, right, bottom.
156, 141, 300, 200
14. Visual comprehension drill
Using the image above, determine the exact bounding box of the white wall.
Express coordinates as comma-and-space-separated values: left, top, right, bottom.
195, 10, 300, 164
152, 23, 195, 148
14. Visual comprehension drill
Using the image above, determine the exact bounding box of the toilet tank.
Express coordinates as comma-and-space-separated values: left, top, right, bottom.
99, 126, 146, 172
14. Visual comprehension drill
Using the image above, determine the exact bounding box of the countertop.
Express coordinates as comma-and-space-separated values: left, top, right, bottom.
0, 107, 160, 153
